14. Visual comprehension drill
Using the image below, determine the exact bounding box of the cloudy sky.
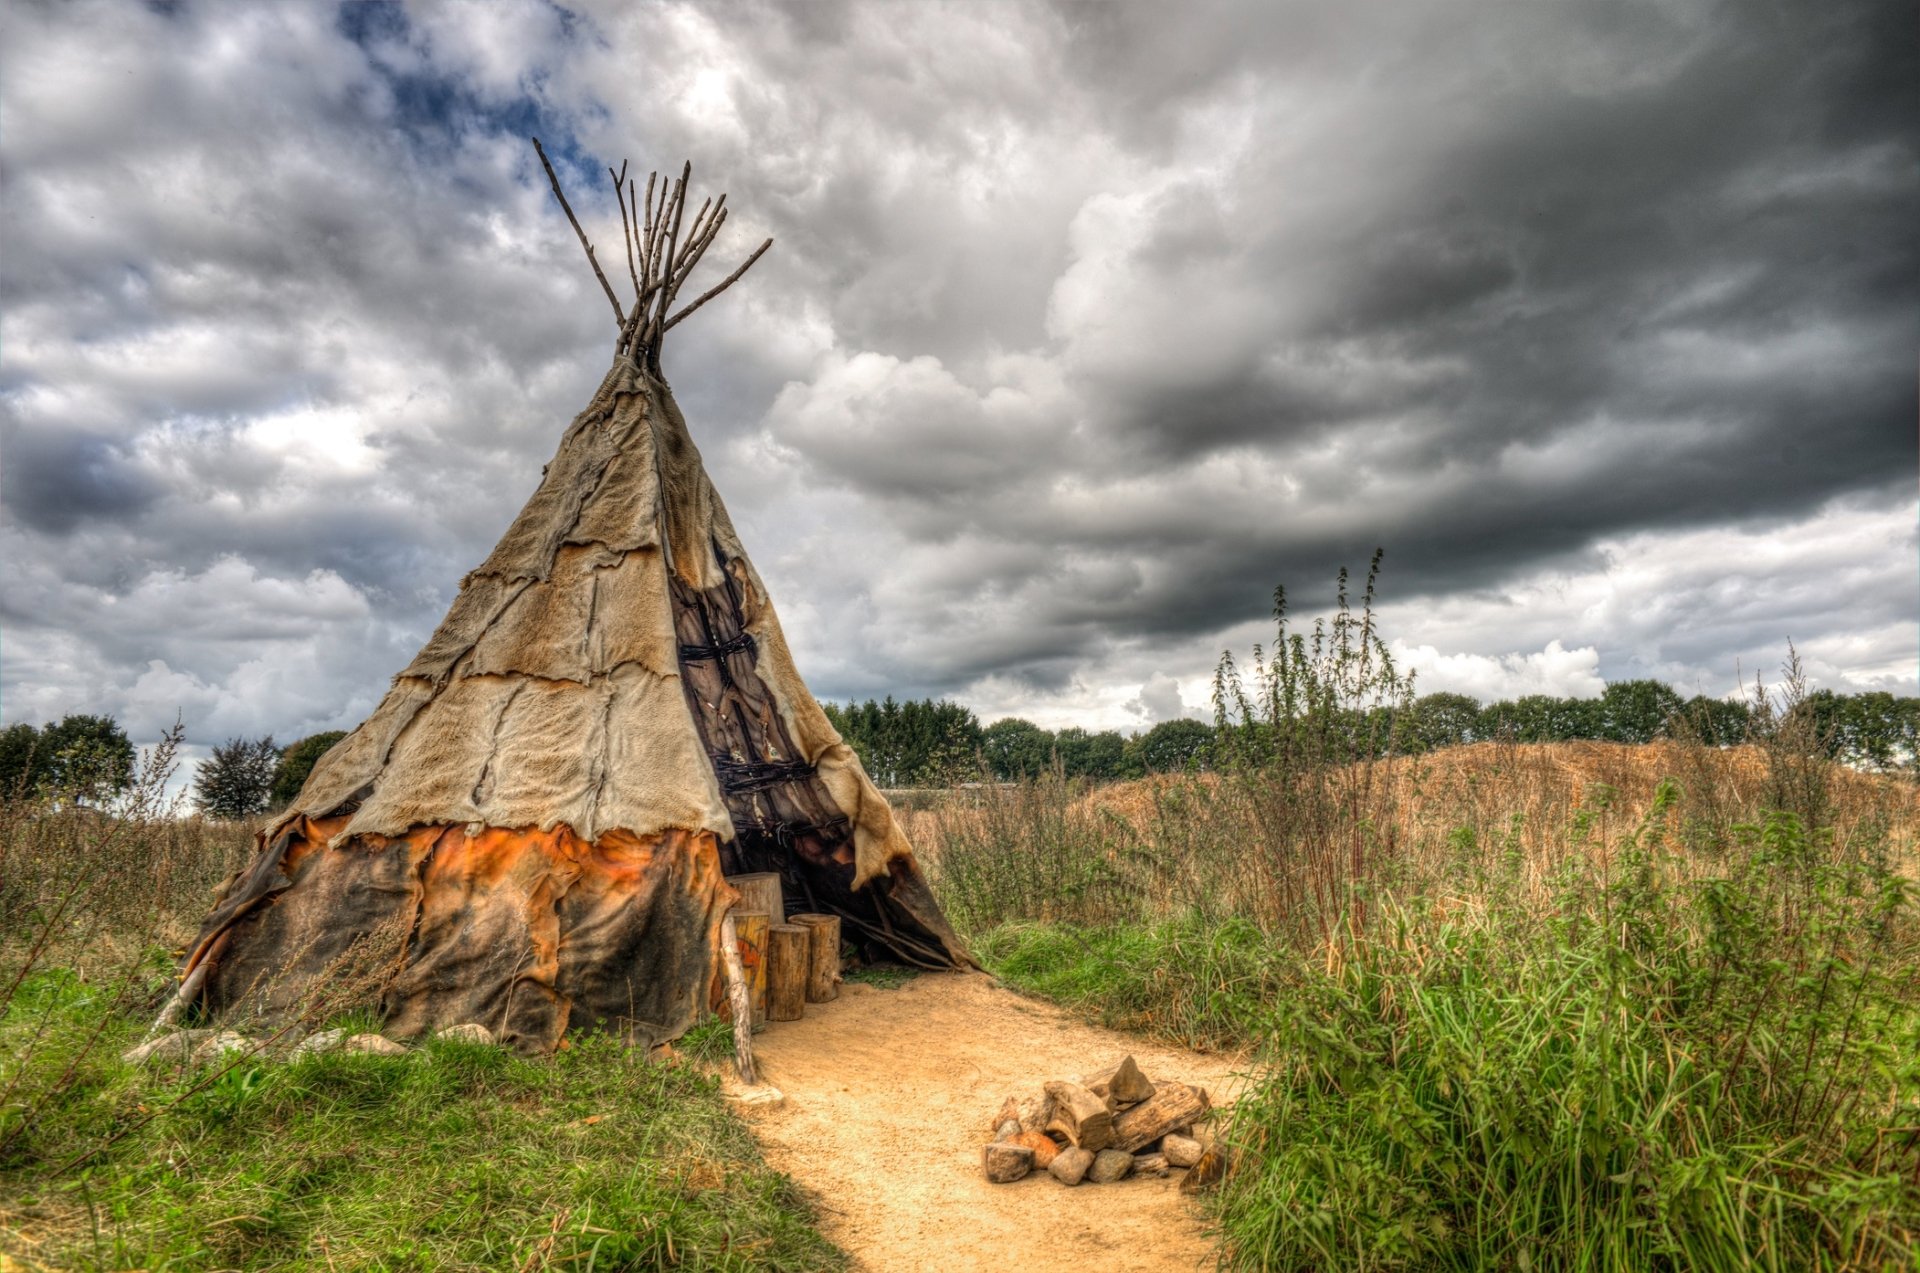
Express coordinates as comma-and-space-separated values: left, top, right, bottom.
3, 0, 1914, 761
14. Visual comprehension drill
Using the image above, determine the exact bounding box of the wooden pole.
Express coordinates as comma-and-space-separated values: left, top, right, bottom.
768, 924, 809, 1022
789, 912, 841, 1003
716, 911, 757, 1085
733, 910, 770, 1030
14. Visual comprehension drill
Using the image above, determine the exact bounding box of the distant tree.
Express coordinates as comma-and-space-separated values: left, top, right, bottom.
823, 697, 981, 787
1597, 680, 1685, 744
1130, 718, 1214, 773
194, 735, 280, 820
0, 723, 53, 797
1677, 695, 1751, 747
39, 714, 136, 804
1402, 692, 1482, 752
980, 718, 1055, 780
271, 730, 349, 806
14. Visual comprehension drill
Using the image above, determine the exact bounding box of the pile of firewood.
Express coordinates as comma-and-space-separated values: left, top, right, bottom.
981, 1055, 1222, 1189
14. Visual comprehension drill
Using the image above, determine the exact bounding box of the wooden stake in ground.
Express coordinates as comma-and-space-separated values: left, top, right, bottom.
716, 911, 757, 1085
789, 912, 842, 1002
768, 923, 809, 1022
730, 872, 785, 923
733, 910, 770, 1030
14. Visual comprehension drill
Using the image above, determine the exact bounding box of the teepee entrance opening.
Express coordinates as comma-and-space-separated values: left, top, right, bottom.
162, 142, 971, 1058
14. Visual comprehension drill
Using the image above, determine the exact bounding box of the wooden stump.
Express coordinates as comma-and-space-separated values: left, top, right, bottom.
788, 912, 841, 1002
733, 910, 770, 1030
729, 872, 785, 923
768, 923, 809, 1022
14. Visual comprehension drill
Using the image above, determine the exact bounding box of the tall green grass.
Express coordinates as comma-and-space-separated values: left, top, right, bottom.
928, 565, 1920, 1270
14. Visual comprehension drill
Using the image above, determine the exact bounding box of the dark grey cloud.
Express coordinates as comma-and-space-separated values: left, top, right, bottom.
2, 0, 1913, 754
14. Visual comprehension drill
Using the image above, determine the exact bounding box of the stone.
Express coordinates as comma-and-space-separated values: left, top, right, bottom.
435, 1023, 496, 1046
1134, 1152, 1169, 1177
1087, 1148, 1134, 1184
189, 1031, 251, 1065
1048, 1146, 1094, 1186
121, 1029, 211, 1066
292, 1028, 348, 1059
983, 1141, 1033, 1183
343, 1033, 408, 1056
1162, 1133, 1204, 1168
1107, 1055, 1155, 1106
994, 1118, 1023, 1142
1010, 1130, 1060, 1169
725, 1083, 785, 1109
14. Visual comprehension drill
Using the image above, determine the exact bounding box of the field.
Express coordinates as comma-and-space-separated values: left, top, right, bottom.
923, 738, 1920, 1269
5, 722, 1918, 1269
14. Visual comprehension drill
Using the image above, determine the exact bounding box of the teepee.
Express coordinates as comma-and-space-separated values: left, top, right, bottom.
169, 143, 971, 1055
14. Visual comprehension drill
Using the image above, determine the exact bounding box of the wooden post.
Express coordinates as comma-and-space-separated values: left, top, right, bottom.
768, 923, 809, 1022
717, 911, 757, 1085
789, 912, 841, 1003
729, 872, 784, 923
733, 910, 770, 1030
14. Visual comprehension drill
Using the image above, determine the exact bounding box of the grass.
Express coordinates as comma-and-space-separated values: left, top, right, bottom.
0, 732, 843, 1271
2, 971, 840, 1271
940, 772, 1920, 1270
922, 585, 1920, 1271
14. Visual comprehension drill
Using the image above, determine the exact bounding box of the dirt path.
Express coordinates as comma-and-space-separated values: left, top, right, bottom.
732, 971, 1247, 1273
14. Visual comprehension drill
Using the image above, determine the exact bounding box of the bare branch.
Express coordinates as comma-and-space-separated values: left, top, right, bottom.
646, 162, 692, 360
640, 170, 658, 282
532, 136, 625, 328
668, 206, 728, 304
665, 237, 773, 332
611, 162, 641, 304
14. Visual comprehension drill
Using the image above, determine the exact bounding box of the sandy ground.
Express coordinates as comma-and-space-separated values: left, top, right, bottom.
733, 971, 1248, 1273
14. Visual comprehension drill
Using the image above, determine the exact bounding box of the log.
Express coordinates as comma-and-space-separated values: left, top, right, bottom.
729, 872, 785, 922
1134, 1152, 1169, 1177
717, 911, 757, 1084
733, 910, 770, 1030
789, 912, 841, 1002
1111, 1080, 1211, 1153
1043, 1081, 1114, 1153
768, 923, 809, 1022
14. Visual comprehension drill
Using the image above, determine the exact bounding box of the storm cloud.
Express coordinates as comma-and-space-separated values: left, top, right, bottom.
2, 0, 1913, 752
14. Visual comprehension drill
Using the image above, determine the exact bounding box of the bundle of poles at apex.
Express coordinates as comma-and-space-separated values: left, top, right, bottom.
532, 137, 773, 372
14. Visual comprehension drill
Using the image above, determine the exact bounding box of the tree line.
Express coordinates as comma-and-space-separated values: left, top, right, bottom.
826, 681, 1920, 785
4, 678, 1914, 817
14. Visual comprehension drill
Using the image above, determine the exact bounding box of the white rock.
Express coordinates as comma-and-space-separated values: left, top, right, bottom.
342, 1033, 408, 1056
435, 1023, 496, 1046
189, 1031, 252, 1065
121, 1029, 211, 1066
725, 1082, 786, 1108
1162, 1133, 1204, 1168
292, 1028, 348, 1058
